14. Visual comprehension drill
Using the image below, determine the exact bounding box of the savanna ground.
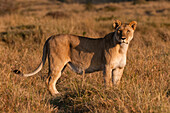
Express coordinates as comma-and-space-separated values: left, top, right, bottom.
0, 0, 169, 112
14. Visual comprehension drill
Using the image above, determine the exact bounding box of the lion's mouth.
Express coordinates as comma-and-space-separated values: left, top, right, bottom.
121, 40, 128, 44
116, 37, 129, 44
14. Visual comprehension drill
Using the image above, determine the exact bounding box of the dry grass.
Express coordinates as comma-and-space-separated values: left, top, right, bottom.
0, 0, 169, 112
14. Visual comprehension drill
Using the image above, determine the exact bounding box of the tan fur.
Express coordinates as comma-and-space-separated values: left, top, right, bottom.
14, 20, 137, 96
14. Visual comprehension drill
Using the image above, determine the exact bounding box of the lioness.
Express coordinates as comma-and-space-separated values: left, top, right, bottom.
14, 20, 137, 96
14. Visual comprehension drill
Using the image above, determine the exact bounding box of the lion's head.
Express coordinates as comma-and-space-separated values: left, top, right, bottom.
113, 20, 137, 44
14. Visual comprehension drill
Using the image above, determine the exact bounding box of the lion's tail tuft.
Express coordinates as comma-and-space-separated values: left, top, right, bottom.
13, 69, 24, 76
13, 38, 49, 77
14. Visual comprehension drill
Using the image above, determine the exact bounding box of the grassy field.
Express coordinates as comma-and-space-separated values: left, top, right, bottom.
0, 0, 169, 112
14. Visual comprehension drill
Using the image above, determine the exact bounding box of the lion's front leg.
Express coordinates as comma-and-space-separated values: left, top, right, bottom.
112, 67, 124, 86
104, 65, 113, 88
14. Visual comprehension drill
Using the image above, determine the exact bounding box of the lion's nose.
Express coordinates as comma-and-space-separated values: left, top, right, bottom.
121, 38, 126, 40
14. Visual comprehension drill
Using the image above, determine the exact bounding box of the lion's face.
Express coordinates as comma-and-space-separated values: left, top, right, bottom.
113, 20, 137, 44
116, 25, 134, 44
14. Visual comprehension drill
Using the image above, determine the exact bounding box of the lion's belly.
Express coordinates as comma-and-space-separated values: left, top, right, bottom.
71, 50, 94, 68
70, 49, 104, 74
68, 62, 103, 74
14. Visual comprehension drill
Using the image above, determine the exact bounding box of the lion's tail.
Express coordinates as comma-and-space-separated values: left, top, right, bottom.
13, 40, 49, 77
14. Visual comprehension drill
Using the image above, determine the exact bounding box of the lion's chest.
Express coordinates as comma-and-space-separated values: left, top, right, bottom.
110, 54, 126, 69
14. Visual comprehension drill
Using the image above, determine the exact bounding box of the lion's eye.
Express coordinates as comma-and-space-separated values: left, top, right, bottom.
118, 30, 122, 34
127, 30, 130, 33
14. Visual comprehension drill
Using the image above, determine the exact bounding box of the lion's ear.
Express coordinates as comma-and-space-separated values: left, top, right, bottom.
113, 20, 121, 29
129, 21, 137, 30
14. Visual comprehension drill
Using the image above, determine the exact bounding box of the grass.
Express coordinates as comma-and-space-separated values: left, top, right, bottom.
0, 0, 169, 112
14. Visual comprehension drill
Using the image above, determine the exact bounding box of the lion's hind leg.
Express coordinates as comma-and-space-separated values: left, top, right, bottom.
46, 70, 61, 96
46, 57, 69, 96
